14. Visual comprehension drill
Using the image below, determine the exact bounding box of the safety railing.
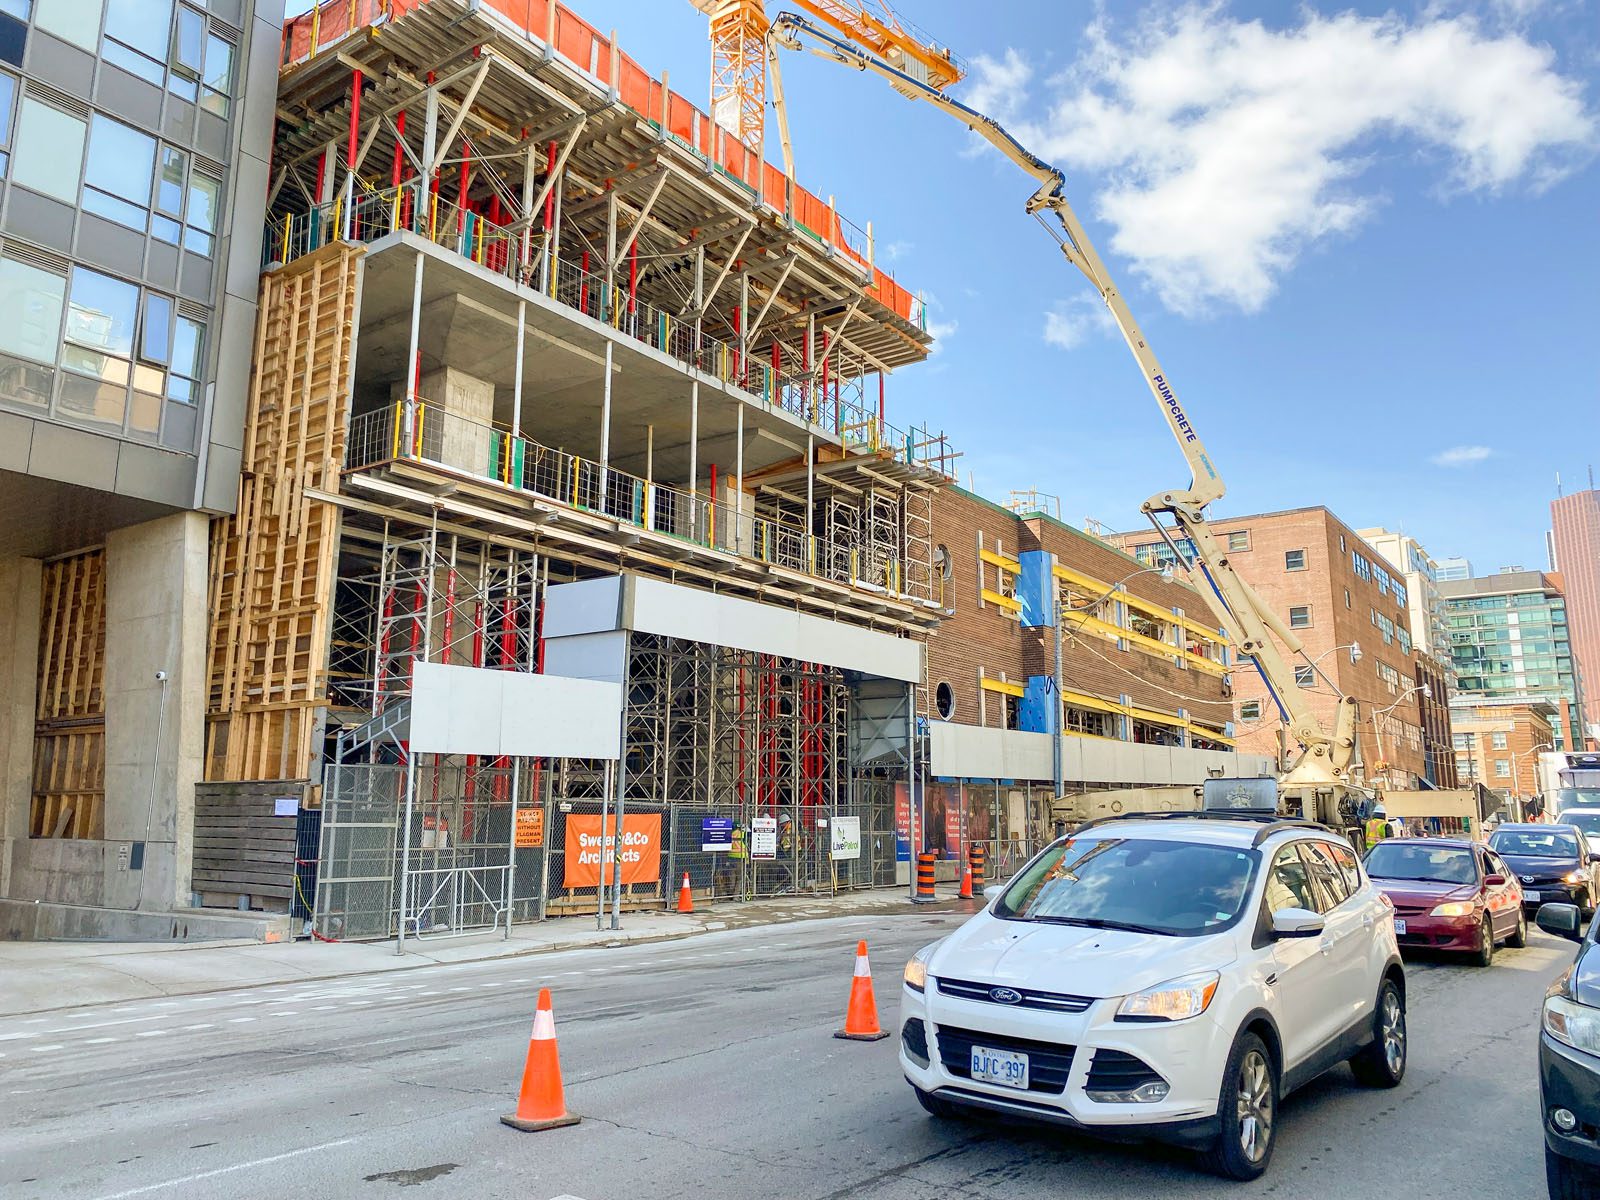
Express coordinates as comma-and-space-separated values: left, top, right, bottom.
265, 179, 956, 479
348, 401, 917, 596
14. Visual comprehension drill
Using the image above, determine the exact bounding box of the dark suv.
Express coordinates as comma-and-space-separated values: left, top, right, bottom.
1489, 825, 1600, 915
1535, 904, 1600, 1198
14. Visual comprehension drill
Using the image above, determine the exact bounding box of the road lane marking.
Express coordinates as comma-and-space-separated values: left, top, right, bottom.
85, 1037, 116, 1045
0, 1032, 37, 1042
228, 1017, 256, 1024
135, 1030, 166, 1038
30, 1044, 63, 1053
87, 1136, 358, 1200
183, 1024, 214, 1031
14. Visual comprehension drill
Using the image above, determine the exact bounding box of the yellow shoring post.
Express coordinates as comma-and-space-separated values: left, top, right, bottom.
280, 214, 291, 263
390, 188, 400, 232
413, 403, 426, 456
390, 400, 402, 459
571, 456, 580, 507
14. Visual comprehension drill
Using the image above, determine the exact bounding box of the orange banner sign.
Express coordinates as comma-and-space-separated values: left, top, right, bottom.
564, 814, 662, 888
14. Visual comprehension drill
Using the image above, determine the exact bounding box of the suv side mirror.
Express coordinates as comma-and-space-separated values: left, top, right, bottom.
1537, 903, 1584, 942
1485, 873, 1506, 887
1271, 908, 1325, 939
1587, 853, 1600, 865
982, 884, 1004, 902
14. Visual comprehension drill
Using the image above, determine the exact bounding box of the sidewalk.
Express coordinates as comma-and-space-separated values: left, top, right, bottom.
0, 885, 974, 1018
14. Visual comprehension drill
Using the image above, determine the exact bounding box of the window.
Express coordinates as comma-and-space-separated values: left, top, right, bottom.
1298, 841, 1351, 909
167, 313, 202, 404
1289, 605, 1311, 629
83, 114, 156, 231
1240, 700, 1262, 721
12, 98, 85, 203
0, 70, 14, 173
1340, 533, 1347, 553
1227, 531, 1250, 552
0, 254, 64, 408
1284, 548, 1307, 571
1063, 704, 1116, 739
1295, 665, 1315, 688
1397, 628, 1411, 655
1344, 588, 1351, 609
1393, 583, 1408, 608
1264, 845, 1320, 914
184, 172, 220, 256
934, 681, 954, 720
153, 146, 186, 243
1495, 759, 1510, 778
34, 0, 102, 52
170, 4, 204, 98
103, 0, 174, 84
1352, 551, 1372, 581
1327, 842, 1362, 896
1492, 731, 1508, 750
199, 32, 233, 115
1377, 662, 1400, 695
60, 268, 137, 426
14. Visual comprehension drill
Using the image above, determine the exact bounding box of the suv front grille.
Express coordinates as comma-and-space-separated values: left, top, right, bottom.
934, 1024, 1075, 1095
935, 977, 1094, 1013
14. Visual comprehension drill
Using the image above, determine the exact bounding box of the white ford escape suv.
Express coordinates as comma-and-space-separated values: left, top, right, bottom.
899, 813, 1406, 1180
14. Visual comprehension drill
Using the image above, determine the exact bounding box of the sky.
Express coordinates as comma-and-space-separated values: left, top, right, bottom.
291, 0, 1598, 573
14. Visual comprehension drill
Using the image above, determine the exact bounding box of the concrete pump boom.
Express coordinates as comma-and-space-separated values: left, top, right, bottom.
770, 12, 1361, 791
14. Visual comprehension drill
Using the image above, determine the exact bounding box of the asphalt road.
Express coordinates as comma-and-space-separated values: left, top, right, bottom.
0, 909, 1573, 1200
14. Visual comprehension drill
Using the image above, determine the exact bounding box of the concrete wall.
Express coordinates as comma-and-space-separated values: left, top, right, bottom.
0, 557, 42, 899
4, 512, 207, 917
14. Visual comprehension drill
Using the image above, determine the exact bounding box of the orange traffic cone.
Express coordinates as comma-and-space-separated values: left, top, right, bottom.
500, 988, 580, 1131
958, 859, 973, 900
677, 871, 694, 914
834, 940, 890, 1041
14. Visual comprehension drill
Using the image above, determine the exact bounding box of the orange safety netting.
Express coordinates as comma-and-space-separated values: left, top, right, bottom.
280, 0, 919, 326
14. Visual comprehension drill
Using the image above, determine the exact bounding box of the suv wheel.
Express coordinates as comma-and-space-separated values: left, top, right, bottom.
1349, 978, 1407, 1088
1507, 908, 1528, 949
1473, 915, 1496, 967
1547, 1146, 1600, 1199
1204, 1032, 1276, 1181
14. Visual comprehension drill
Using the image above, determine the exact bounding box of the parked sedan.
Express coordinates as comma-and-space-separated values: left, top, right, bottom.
1535, 903, 1600, 1198
1363, 838, 1525, 965
1490, 825, 1600, 916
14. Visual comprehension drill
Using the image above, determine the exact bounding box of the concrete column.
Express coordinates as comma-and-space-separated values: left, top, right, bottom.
393, 365, 495, 474
0, 556, 42, 899
103, 512, 208, 910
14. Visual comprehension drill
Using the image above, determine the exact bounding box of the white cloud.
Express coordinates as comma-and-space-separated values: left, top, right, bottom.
1043, 295, 1118, 350
882, 239, 914, 262
964, 6, 1595, 315
1430, 445, 1494, 466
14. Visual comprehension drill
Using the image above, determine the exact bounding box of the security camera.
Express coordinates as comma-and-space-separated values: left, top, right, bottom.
155, 670, 169, 682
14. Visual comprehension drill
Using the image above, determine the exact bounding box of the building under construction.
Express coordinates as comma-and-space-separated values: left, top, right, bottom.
207, 0, 958, 939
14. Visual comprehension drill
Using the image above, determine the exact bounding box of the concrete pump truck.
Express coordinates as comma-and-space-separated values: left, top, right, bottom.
769, 10, 1377, 846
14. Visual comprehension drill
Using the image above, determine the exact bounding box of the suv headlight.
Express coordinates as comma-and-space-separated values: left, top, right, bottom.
904, 942, 938, 993
1545, 995, 1600, 1055
1116, 972, 1220, 1022
1564, 871, 1585, 885
1430, 901, 1476, 917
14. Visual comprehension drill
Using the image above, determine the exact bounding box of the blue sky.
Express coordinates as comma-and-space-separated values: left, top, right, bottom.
294, 0, 1597, 572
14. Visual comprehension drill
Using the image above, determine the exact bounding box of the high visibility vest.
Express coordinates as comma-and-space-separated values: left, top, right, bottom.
1366, 818, 1387, 844
729, 828, 747, 860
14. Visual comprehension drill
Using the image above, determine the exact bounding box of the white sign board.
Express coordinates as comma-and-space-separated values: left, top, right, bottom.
751, 816, 778, 860
830, 816, 861, 861
409, 662, 622, 759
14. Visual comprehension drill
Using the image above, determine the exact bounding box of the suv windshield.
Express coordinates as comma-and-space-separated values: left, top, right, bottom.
1490, 829, 1580, 859
996, 836, 1257, 937
1364, 842, 1477, 884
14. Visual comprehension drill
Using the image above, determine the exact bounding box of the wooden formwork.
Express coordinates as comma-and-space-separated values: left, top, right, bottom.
31, 549, 107, 838
206, 241, 362, 783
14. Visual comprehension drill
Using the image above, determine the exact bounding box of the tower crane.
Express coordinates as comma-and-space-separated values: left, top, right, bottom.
767, 11, 1374, 841
685, 1, 963, 178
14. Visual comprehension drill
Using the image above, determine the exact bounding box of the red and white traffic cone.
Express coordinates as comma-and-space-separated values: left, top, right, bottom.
677, 871, 694, 914
500, 988, 580, 1131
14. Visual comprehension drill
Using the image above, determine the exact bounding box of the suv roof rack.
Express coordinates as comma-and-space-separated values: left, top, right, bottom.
1071, 810, 1334, 849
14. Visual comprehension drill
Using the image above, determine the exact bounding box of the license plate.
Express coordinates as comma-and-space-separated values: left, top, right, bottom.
1525, 890, 1540, 903
970, 1045, 1029, 1090
1393, 918, 1407, 935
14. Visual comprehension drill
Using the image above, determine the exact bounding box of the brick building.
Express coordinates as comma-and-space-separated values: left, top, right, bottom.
920, 489, 1272, 859
1112, 507, 1431, 787
1450, 697, 1557, 800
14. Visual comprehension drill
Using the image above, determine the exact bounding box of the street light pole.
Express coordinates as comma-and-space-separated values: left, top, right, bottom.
1370, 683, 1431, 790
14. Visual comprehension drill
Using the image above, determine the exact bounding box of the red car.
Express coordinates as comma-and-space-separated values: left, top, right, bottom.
1362, 837, 1527, 965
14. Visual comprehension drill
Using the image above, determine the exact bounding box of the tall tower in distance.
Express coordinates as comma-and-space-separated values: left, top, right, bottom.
1551, 479, 1600, 747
